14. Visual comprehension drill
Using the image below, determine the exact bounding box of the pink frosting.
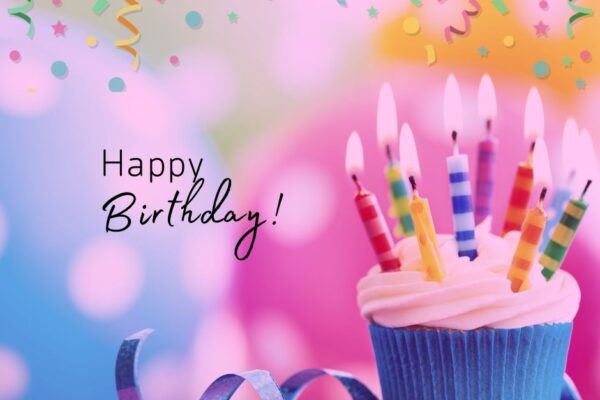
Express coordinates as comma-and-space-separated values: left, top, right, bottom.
357, 223, 580, 330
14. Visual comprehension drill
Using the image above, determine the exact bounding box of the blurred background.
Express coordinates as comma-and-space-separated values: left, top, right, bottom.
0, 0, 598, 398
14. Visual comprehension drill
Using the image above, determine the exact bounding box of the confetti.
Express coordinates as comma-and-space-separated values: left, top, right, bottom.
92, 0, 110, 16
580, 50, 592, 63
539, 1, 549, 10
337, 0, 348, 7
109, 77, 126, 92
227, 11, 239, 24
575, 78, 586, 90
533, 60, 550, 79
368, 6, 378, 18
8, 0, 34, 39
169, 55, 180, 66
503, 35, 515, 47
534, 21, 549, 37
563, 56, 573, 67
86, 35, 98, 48
51, 61, 69, 79
52, 0, 62, 6
185, 11, 203, 29
567, 0, 593, 39
425, 44, 436, 66
444, 0, 481, 43
115, 0, 142, 71
478, 46, 489, 57
410, 0, 423, 6
9, 50, 21, 63
491, 0, 509, 15
403, 17, 421, 35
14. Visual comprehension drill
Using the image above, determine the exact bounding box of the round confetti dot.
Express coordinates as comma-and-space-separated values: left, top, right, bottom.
533, 60, 550, 79
503, 35, 515, 48
9, 50, 21, 63
108, 77, 125, 92
86, 35, 98, 48
539, 0, 548, 10
169, 55, 180, 66
52, 0, 62, 6
50, 60, 68, 79
580, 50, 592, 63
185, 11, 203, 29
402, 17, 421, 35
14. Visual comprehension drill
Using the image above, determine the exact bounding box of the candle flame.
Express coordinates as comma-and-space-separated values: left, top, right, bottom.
345, 131, 364, 176
561, 118, 579, 177
477, 74, 497, 122
532, 137, 552, 189
377, 82, 398, 149
574, 129, 598, 190
524, 87, 544, 140
399, 122, 422, 178
444, 74, 463, 135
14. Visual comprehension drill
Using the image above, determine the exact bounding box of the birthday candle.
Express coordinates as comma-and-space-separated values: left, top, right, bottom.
540, 118, 579, 250
539, 181, 591, 280
507, 138, 552, 292
502, 87, 544, 236
409, 176, 446, 281
377, 83, 415, 237
346, 132, 401, 272
475, 75, 499, 224
444, 74, 478, 260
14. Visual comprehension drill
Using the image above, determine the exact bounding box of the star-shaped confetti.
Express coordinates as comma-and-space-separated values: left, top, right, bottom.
52, 21, 67, 37
368, 6, 379, 18
576, 78, 586, 90
533, 20, 549, 37
562, 57, 573, 68
227, 11, 239, 24
478, 46, 489, 57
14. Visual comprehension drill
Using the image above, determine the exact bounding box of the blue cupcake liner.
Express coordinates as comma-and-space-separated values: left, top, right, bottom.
369, 323, 573, 400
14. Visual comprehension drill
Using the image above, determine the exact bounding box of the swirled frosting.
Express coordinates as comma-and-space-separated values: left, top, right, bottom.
357, 221, 580, 330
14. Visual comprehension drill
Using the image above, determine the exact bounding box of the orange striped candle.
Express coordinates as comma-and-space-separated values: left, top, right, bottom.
507, 188, 548, 292
502, 144, 535, 235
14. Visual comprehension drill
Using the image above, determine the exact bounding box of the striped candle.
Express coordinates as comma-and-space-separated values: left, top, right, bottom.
355, 190, 401, 272
502, 160, 534, 235
540, 180, 591, 280
475, 136, 498, 224
507, 189, 547, 292
385, 162, 415, 237
539, 187, 572, 250
409, 176, 446, 281
447, 135, 478, 260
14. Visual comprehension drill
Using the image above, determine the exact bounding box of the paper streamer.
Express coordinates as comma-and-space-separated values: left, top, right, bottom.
115, 0, 142, 71
444, 0, 481, 44
115, 329, 379, 400
566, 0, 593, 39
92, 0, 110, 15
425, 44, 436, 66
491, 0, 509, 15
8, 0, 34, 39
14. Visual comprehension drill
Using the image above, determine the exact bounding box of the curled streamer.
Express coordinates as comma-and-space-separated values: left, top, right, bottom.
444, 0, 481, 44
115, 329, 378, 400
114, 0, 142, 71
8, 0, 34, 39
566, 0, 593, 39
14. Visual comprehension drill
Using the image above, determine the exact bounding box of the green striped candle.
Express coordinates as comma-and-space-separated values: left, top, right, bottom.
540, 180, 591, 280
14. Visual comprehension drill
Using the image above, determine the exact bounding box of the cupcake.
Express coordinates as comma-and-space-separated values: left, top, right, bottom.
357, 223, 581, 400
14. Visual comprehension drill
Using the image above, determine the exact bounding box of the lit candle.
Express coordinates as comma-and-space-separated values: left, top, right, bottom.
507, 138, 552, 292
377, 82, 415, 237
540, 127, 597, 279
540, 180, 591, 280
409, 176, 446, 282
540, 118, 578, 250
346, 131, 401, 272
444, 74, 478, 260
475, 74, 499, 224
501, 87, 544, 235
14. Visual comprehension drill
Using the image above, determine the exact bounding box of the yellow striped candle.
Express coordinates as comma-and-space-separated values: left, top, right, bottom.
385, 162, 414, 237
507, 188, 547, 292
409, 176, 446, 282
540, 180, 591, 280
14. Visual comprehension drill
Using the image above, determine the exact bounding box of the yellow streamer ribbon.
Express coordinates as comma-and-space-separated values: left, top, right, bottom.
8, 0, 34, 39
114, 0, 141, 71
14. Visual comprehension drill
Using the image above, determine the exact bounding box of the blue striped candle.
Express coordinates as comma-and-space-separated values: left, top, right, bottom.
540, 187, 572, 250
447, 153, 478, 260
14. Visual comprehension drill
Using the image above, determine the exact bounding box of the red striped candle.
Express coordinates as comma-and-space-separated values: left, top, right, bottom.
502, 162, 534, 235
